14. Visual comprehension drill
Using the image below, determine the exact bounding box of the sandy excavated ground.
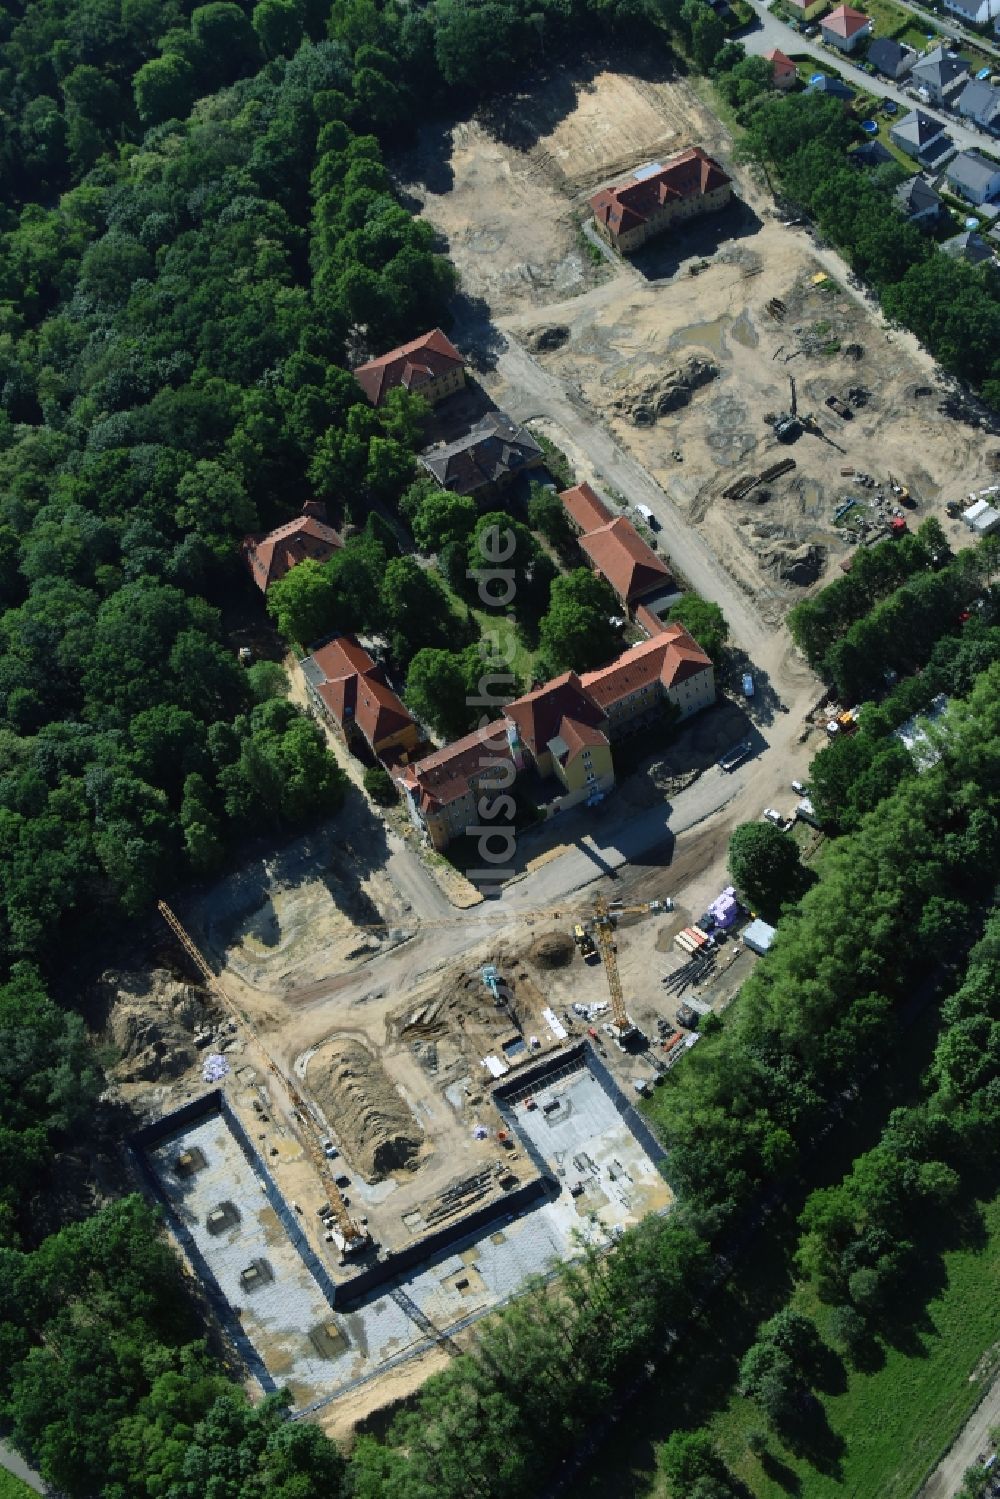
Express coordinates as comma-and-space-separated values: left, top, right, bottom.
399, 62, 996, 622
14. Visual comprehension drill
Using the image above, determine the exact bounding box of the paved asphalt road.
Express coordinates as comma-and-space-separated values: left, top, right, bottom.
0, 1440, 44, 1494
743, 0, 1000, 158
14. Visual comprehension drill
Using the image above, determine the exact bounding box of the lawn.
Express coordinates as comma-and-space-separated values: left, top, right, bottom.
0, 1470, 34, 1499
861, 0, 939, 44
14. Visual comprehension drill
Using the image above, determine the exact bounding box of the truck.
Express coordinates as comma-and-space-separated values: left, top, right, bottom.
635, 503, 658, 529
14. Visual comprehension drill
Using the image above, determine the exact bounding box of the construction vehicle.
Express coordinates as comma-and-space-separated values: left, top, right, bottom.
572, 923, 597, 958
825, 394, 853, 421
888, 473, 914, 508
588, 895, 666, 1045
773, 411, 800, 443
157, 901, 373, 1261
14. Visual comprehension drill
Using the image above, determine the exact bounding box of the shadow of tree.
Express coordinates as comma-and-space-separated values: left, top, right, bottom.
760, 1449, 803, 1493
778, 1393, 845, 1479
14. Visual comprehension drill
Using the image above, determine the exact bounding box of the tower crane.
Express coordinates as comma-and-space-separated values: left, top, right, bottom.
587, 895, 668, 1043
157, 901, 372, 1261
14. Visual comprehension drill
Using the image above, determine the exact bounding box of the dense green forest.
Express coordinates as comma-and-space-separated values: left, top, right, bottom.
2, 0, 999, 1493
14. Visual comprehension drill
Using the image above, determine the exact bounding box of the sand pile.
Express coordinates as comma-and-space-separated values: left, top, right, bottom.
309, 1038, 422, 1180
610, 357, 718, 426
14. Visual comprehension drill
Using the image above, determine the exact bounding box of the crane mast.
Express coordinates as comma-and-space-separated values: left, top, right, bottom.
589, 895, 664, 1043
157, 901, 371, 1260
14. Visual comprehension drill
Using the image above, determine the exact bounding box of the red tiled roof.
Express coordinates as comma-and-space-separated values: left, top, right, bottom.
242, 515, 342, 593
765, 47, 797, 71
823, 4, 869, 35
403, 719, 513, 812
307, 636, 415, 749
553, 715, 608, 766
560, 481, 613, 533
579, 516, 672, 606
590, 148, 731, 237
580, 624, 712, 707
506, 674, 606, 760
353, 329, 464, 407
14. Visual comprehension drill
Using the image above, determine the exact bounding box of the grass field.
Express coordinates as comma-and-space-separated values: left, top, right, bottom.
0, 1469, 34, 1499
708, 1194, 1000, 1499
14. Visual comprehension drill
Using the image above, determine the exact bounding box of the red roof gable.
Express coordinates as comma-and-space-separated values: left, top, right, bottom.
579, 624, 712, 707
823, 4, 869, 35
307, 636, 415, 750
765, 47, 797, 72
505, 673, 606, 760
560, 481, 614, 533
590, 148, 731, 236
242, 514, 342, 593
403, 720, 513, 811
353, 329, 464, 407
579, 516, 672, 606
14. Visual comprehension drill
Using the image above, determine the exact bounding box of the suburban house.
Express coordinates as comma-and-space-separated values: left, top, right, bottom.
893, 174, 945, 228
420, 411, 544, 499
589, 147, 732, 254
764, 48, 798, 88
784, 0, 828, 20
807, 73, 855, 103
890, 109, 951, 164
242, 506, 342, 593
820, 5, 872, 52
946, 149, 1000, 204
398, 623, 715, 849
353, 328, 465, 408
910, 45, 969, 105
958, 79, 1000, 134
942, 229, 995, 264
301, 635, 422, 765
942, 0, 995, 26
559, 482, 676, 618
867, 38, 917, 79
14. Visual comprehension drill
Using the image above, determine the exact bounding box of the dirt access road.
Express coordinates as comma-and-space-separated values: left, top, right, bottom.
917, 1373, 1000, 1499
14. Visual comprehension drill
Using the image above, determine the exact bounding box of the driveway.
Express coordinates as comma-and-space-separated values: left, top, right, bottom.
743, 0, 1000, 157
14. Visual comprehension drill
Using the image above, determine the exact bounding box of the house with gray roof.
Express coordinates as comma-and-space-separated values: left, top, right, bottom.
889, 109, 951, 165
850, 140, 894, 167
942, 230, 995, 264
420, 411, 544, 499
957, 79, 1000, 135
911, 45, 969, 105
868, 38, 917, 80
893, 175, 944, 229
942, 0, 993, 23
806, 73, 855, 101
946, 149, 1000, 205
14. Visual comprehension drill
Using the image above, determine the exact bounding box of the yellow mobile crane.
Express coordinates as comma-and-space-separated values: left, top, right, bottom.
157, 900, 372, 1260
588, 895, 668, 1043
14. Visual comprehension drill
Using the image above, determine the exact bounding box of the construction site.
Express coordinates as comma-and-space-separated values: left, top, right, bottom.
398, 56, 997, 629
134, 895, 689, 1422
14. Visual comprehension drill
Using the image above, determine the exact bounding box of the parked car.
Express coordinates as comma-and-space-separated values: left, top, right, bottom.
719, 739, 752, 772
321, 1139, 339, 1159
742, 672, 755, 698
763, 808, 784, 826
792, 779, 807, 795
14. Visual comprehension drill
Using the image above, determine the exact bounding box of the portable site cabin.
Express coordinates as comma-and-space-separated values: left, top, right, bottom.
962, 498, 1000, 536
743, 918, 777, 955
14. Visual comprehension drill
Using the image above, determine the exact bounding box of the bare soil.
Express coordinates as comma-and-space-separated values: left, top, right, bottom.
307, 1035, 424, 1181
